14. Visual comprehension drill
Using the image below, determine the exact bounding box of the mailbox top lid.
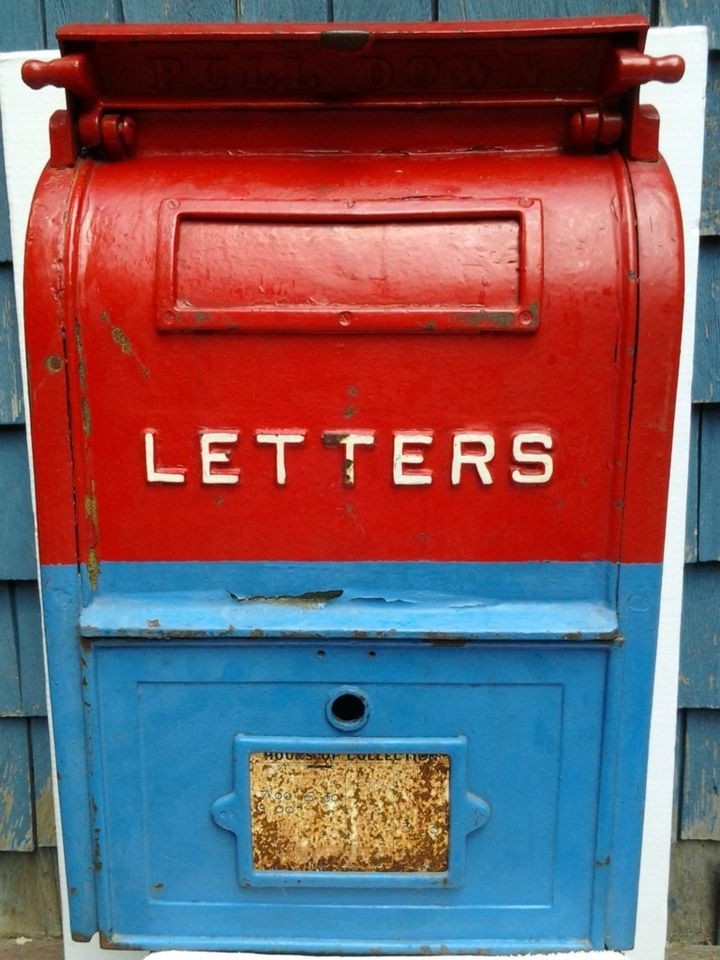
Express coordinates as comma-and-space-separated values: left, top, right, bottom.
45, 16, 664, 110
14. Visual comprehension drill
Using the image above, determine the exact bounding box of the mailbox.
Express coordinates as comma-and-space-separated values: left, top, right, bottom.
22, 17, 684, 954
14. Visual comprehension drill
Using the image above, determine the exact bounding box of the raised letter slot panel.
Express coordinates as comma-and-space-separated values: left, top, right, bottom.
156, 199, 542, 333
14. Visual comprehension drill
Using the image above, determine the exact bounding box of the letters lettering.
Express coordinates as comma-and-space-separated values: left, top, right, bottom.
143, 427, 555, 489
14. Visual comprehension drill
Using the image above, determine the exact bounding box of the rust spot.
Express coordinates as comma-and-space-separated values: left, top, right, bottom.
343, 406, 357, 419
110, 326, 132, 355
87, 547, 100, 590
84, 491, 99, 536
81, 396, 92, 436
70, 930, 93, 943
44, 354, 63, 373
146, 619, 160, 628
250, 752, 449, 873
627, 270, 637, 281
194, 311, 209, 324
80, 636, 92, 652
74, 322, 88, 392
152, 882, 164, 891
69, 886, 77, 896
347, 385, 358, 398
99, 311, 110, 324
595, 856, 611, 867
228, 589, 343, 606
564, 631, 583, 641
423, 321, 437, 331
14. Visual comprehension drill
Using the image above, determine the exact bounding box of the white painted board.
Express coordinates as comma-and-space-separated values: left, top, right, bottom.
0, 24, 707, 960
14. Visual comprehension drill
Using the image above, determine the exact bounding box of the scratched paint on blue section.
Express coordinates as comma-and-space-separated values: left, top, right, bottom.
38, 564, 96, 939
81, 560, 619, 640
43, 559, 661, 950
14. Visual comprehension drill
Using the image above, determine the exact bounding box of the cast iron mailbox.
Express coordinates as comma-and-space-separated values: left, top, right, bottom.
22, 17, 684, 953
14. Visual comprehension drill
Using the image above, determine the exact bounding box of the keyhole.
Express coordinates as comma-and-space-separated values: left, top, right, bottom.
326, 688, 369, 731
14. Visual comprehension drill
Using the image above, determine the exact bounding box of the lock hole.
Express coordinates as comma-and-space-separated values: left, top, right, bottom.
326, 688, 369, 731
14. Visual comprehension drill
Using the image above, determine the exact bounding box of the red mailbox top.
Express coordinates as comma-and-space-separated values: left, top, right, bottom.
23, 19, 684, 573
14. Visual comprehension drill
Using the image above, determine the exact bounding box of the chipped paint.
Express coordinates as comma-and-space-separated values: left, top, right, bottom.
250, 752, 449, 872
110, 326, 132, 355
44, 354, 63, 373
86, 548, 100, 590
84, 490, 99, 537
228, 589, 343, 607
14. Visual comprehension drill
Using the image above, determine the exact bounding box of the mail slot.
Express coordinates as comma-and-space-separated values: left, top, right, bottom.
22, 17, 684, 954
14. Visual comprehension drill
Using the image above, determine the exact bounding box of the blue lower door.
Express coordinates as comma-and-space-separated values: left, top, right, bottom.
88, 639, 611, 952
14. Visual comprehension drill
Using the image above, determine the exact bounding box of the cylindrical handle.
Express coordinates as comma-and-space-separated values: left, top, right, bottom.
21, 54, 95, 100
604, 50, 685, 96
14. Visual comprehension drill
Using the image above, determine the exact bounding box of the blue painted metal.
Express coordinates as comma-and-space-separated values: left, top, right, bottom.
40, 558, 662, 951
213, 735, 489, 888
39, 564, 96, 939
80, 560, 619, 641
0, 718, 34, 851
0, 429, 37, 580
604, 562, 662, 948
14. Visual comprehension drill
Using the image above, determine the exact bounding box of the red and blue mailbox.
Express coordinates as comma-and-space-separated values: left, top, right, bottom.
22, 17, 684, 953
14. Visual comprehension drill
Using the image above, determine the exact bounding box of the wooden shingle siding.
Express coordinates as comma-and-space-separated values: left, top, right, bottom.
241, 1, 330, 22
692, 239, 720, 402
698, 406, 720, 561
661, 0, 720, 61
0, 720, 33, 853
334, 0, 434, 19
439, 0, 652, 19
0, 268, 23, 425
681, 711, 720, 841
686, 407, 699, 562
45, 0, 123, 39
121, 0, 236, 21
0, 431, 36, 581
679, 563, 720, 710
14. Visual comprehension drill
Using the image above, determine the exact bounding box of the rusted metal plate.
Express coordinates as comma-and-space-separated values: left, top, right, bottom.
250, 752, 449, 873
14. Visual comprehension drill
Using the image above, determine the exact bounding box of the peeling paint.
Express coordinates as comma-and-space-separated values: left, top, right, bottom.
86, 548, 100, 590
228, 589, 343, 607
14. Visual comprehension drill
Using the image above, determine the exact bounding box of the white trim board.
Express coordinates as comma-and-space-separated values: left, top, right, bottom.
0, 24, 707, 960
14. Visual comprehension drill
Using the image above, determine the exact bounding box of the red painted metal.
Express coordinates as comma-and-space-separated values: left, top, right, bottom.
23, 19, 684, 568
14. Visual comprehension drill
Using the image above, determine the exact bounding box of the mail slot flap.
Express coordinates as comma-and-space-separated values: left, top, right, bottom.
53, 18, 648, 110
158, 199, 542, 334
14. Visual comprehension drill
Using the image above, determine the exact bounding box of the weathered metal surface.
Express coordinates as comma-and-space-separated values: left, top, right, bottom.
21, 16, 685, 954
250, 751, 449, 873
